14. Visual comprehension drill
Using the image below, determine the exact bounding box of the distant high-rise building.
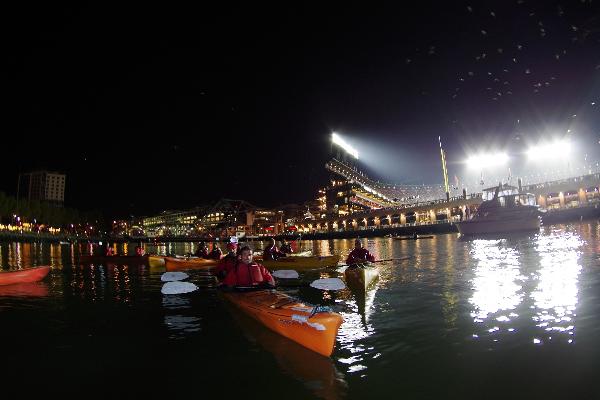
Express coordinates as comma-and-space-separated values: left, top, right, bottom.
18, 171, 66, 207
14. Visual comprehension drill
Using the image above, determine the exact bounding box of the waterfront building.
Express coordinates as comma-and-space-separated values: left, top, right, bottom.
17, 170, 66, 207
142, 207, 206, 237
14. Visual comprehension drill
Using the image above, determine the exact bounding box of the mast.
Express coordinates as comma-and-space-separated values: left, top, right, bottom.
439, 136, 450, 201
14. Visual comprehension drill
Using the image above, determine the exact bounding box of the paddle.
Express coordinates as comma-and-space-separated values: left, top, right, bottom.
161, 281, 199, 294
336, 256, 412, 269
310, 278, 345, 291
161, 271, 189, 282
272, 270, 300, 279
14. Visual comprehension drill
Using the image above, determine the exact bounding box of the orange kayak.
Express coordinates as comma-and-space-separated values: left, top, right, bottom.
221, 289, 343, 357
0, 266, 51, 286
164, 257, 218, 271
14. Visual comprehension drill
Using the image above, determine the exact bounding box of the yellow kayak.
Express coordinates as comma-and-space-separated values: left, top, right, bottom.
344, 263, 379, 293
259, 255, 340, 270
164, 257, 218, 271
148, 255, 166, 268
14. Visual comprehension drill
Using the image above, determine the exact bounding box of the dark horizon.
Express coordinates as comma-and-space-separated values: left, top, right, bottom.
4, 2, 600, 219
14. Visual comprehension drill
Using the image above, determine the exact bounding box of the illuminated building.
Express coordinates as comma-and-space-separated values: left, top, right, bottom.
17, 170, 66, 207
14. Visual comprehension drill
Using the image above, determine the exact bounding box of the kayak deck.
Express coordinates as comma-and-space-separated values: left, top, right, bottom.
221, 289, 343, 357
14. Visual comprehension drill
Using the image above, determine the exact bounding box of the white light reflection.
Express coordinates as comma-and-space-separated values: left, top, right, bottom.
336, 298, 376, 374
162, 295, 201, 339
531, 233, 582, 343
469, 239, 525, 323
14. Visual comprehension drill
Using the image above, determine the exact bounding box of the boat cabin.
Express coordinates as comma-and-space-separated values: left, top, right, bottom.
481, 183, 536, 206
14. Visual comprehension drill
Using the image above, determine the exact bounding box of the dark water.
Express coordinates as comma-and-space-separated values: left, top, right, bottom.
2, 223, 600, 399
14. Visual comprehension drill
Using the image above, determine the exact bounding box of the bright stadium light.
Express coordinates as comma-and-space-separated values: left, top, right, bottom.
526, 139, 571, 161
332, 132, 359, 159
466, 152, 509, 169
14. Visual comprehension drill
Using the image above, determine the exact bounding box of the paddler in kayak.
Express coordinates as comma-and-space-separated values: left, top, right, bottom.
195, 242, 210, 258
222, 245, 275, 289
212, 242, 238, 282
279, 238, 293, 254
345, 238, 375, 264
135, 243, 145, 256
263, 238, 287, 260
207, 242, 223, 260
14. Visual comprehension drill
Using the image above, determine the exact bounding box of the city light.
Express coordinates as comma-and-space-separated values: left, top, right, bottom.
526, 139, 571, 161
466, 153, 509, 169
332, 132, 359, 159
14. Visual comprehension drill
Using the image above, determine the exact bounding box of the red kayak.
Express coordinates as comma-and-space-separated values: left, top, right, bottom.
0, 266, 51, 286
0, 282, 49, 297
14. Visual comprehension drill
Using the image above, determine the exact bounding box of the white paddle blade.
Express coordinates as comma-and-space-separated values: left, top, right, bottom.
161, 272, 189, 282
161, 281, 198, 295
310, 278, 346, 291
272, 270, 300, 279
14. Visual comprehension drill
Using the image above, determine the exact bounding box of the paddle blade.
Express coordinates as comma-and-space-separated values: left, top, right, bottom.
161, 272, 189, 282
310, 278, 346, 291
161, 281, 198, 295
272, 270, 300, 279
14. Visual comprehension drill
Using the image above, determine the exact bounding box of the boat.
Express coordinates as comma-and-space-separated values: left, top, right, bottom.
456, 183, 541, 236
0, 282, 49, 297
344, 263, 379, 294
0, 265, 51, 286
148, 255, 167, 268
227, 304, 347, 398
393, 235, 434, 240
220, 289, 343, 357
258, 255, 341, 270
78, 254, 149, 265
164, 256, 218, 271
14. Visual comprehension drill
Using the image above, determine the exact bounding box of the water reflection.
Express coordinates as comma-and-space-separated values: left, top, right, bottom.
468, 230, 584, 345
469, 239, 525, 323
228, 305, 347, 400
162, 295, 201, 339
0, 281, 49, 297
336, 283, 378, 376
531, 231, 582, 344
68, 263, 108, 302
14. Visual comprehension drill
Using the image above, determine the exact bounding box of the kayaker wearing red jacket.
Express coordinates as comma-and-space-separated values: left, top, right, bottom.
345, 239, 375, 264
223, 245, 275, 288
212, 242, 238, 281
135, 244, 145, 256
263, 238, 286, 261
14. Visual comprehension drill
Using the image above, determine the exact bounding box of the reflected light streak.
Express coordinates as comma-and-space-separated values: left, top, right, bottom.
532, 233, 582, 342
469, 240, 525, 322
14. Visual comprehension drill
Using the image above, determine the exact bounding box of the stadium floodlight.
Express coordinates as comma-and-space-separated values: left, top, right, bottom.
526, 139, 571, 161
466, 152, 509, 169
332, 132, 359, 159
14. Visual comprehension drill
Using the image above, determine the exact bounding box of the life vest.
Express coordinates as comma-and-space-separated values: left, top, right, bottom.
224, 260, 273, 287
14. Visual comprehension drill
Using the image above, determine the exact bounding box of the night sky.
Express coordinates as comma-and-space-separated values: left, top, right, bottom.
5, 1, 600, 218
